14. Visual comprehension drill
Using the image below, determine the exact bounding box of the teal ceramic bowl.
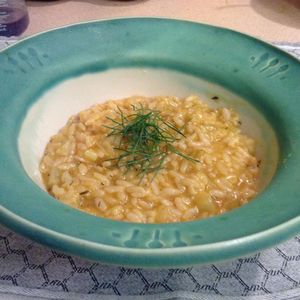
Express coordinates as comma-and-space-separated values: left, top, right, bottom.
0, 18, 299, 268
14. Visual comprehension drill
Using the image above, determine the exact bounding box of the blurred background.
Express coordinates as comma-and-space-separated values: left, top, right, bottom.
2, 0, 299, 41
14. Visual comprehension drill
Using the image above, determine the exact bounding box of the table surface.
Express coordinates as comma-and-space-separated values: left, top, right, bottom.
26, 0, 300, 42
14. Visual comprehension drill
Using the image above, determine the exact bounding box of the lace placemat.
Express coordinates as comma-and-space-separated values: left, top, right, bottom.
0, 40, 299, 300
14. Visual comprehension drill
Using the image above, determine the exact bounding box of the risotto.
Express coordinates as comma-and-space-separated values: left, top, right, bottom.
40, 95, 259, 223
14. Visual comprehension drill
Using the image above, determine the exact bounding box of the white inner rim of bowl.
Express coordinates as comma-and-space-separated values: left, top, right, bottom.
18, 68, 278, 192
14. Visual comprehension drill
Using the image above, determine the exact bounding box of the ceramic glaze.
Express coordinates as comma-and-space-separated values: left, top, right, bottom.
0, 18, 299, 267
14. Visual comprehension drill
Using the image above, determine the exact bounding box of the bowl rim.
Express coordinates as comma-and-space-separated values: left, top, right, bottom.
0, 17, 299, 267
1, 205, 300, 267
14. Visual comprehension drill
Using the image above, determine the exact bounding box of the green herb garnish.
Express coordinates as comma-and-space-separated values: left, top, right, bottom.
104, 104, 199, 180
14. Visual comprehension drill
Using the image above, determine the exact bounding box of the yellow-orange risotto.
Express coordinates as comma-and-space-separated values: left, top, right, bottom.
40, 95, 259, 223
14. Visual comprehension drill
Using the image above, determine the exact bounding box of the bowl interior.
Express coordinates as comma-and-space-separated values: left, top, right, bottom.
19, 67, 278, 193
